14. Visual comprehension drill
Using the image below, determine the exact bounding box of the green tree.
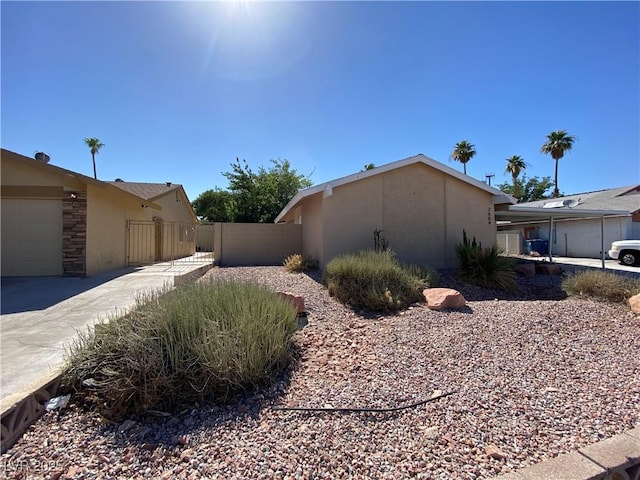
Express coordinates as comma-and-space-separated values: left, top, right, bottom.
540, 130, 576, 198
450, 140, 476, 175
84, 137, 105, 179
222, 158, 313, 223
504, 155, 529, 199
498, 175, 555, 203
191, 188, 237, 222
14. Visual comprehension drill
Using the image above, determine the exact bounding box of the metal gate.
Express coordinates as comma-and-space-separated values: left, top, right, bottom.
126, 220, 210, 266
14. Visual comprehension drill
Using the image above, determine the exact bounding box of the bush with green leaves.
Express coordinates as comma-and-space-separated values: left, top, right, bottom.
322, 250, 439, 312
283, 253, 318, 273
455, 230, 516, 291
63, 280, 298, 420
562, 270, 640, 304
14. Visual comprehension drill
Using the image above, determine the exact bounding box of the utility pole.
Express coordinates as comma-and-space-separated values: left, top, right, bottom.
485, 173, 495, 186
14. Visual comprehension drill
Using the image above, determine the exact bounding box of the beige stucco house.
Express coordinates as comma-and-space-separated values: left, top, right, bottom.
1, 148, 198, 277
275, 154, 515, 269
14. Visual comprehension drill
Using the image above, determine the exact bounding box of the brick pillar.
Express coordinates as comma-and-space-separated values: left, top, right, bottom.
62, 190, 87, 276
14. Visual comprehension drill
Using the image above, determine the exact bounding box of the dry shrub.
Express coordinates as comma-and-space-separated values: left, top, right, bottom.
322, 250, 438, 312
63, 280, 297, 420
562, 270, 640, 304
283, 254, 318, 273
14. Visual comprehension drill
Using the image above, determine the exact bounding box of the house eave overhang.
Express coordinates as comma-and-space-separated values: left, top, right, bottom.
494, 205, 631, 223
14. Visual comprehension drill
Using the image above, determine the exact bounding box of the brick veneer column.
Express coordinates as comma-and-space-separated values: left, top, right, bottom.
62, 190, 87, 276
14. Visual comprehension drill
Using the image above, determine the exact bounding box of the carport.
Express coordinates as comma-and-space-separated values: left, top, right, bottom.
494, 205, 631, 269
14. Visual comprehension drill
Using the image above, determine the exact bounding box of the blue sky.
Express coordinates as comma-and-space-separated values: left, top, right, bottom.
2, 1, 639, 203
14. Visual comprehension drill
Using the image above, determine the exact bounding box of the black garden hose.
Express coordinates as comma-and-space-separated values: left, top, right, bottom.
272, 389, 457, 414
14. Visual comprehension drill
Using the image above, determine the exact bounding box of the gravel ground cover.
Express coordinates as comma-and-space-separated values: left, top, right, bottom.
2, 266, 639, 480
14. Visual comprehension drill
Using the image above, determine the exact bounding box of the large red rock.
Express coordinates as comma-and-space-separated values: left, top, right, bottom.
485, 444, 507, 460
514, 263, 536, 277
423, 288, 466, 310
535, 263, 562, 275
277, 291, 305, 314
629, 293, 640, 314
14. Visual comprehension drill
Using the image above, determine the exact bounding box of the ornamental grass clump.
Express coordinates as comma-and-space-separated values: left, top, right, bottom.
455, 230, 517, 291
63, 280, 298, 420
322, 250, 438, 312
562, 270, 640, 304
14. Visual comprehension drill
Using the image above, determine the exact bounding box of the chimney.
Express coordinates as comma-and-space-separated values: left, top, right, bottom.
34, 152, 50, 163
166, 182, 172, 187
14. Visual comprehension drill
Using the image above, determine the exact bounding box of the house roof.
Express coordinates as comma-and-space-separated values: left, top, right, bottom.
275, 153, 516, 223
2, 148, 105, 188
107, 181, 182, 201
1, 148, 163, 209
107, 181, 199, 223
516, 185, 640, 214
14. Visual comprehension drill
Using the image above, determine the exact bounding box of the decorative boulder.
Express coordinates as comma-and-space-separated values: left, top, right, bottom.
514, 263, 536, 278
535, 263, 562, 275
277, 292, 305, 314
423, 288, 466, 311
629, 293, 640, 314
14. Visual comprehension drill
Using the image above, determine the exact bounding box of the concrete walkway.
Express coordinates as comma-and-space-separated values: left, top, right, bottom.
0, 259, 213, 410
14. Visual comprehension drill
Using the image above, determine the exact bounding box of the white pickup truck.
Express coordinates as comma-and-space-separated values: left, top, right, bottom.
608, 240, 640, 266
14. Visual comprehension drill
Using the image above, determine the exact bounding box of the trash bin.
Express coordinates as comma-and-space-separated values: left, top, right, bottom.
525, 239, 548, 255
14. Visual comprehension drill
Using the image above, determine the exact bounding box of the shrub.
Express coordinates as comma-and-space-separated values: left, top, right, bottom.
63, 280, 298, 420
455, 230, 516, 291
562, 270, 640, 303
283, 253, 317, 273
322, 250, 438, 312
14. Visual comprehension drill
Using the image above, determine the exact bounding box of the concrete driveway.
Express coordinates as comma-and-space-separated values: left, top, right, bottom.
0, 261, 212, 409
519, 255, 640, 277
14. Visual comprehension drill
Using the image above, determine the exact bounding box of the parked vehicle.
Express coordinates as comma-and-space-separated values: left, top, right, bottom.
608, 240, 640, 266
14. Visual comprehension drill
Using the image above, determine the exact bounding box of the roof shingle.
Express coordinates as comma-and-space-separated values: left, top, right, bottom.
107, 181, 182, 200
518, 185, 640, 213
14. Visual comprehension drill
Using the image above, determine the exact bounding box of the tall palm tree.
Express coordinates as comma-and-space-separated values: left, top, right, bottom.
540, 130, 576, 198
450, 140, 476, 175
84, 137, 105, 179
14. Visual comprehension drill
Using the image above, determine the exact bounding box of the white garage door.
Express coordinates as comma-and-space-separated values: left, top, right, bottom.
1, 199, 63, 276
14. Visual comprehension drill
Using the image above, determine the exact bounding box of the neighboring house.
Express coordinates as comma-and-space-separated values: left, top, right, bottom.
275, 154, 515, 269
1, 148, 197, 277
107, 180, 199, 265
497, 185, 639, 258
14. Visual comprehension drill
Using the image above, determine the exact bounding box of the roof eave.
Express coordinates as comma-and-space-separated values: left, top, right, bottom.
495, 205, 631, 221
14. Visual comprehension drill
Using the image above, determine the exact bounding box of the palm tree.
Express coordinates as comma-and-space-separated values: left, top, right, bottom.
450, 140, 476, 175
540, 130, 576, 198
504, 155, 529, 201
505, 155, 528, 188
84, 137, 105, 179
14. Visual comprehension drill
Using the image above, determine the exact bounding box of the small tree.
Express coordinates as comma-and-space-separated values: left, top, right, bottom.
191, 189, 237, 222
84, 137, 105, 179
498, 175, 555, 203
193, 158, 313, 223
